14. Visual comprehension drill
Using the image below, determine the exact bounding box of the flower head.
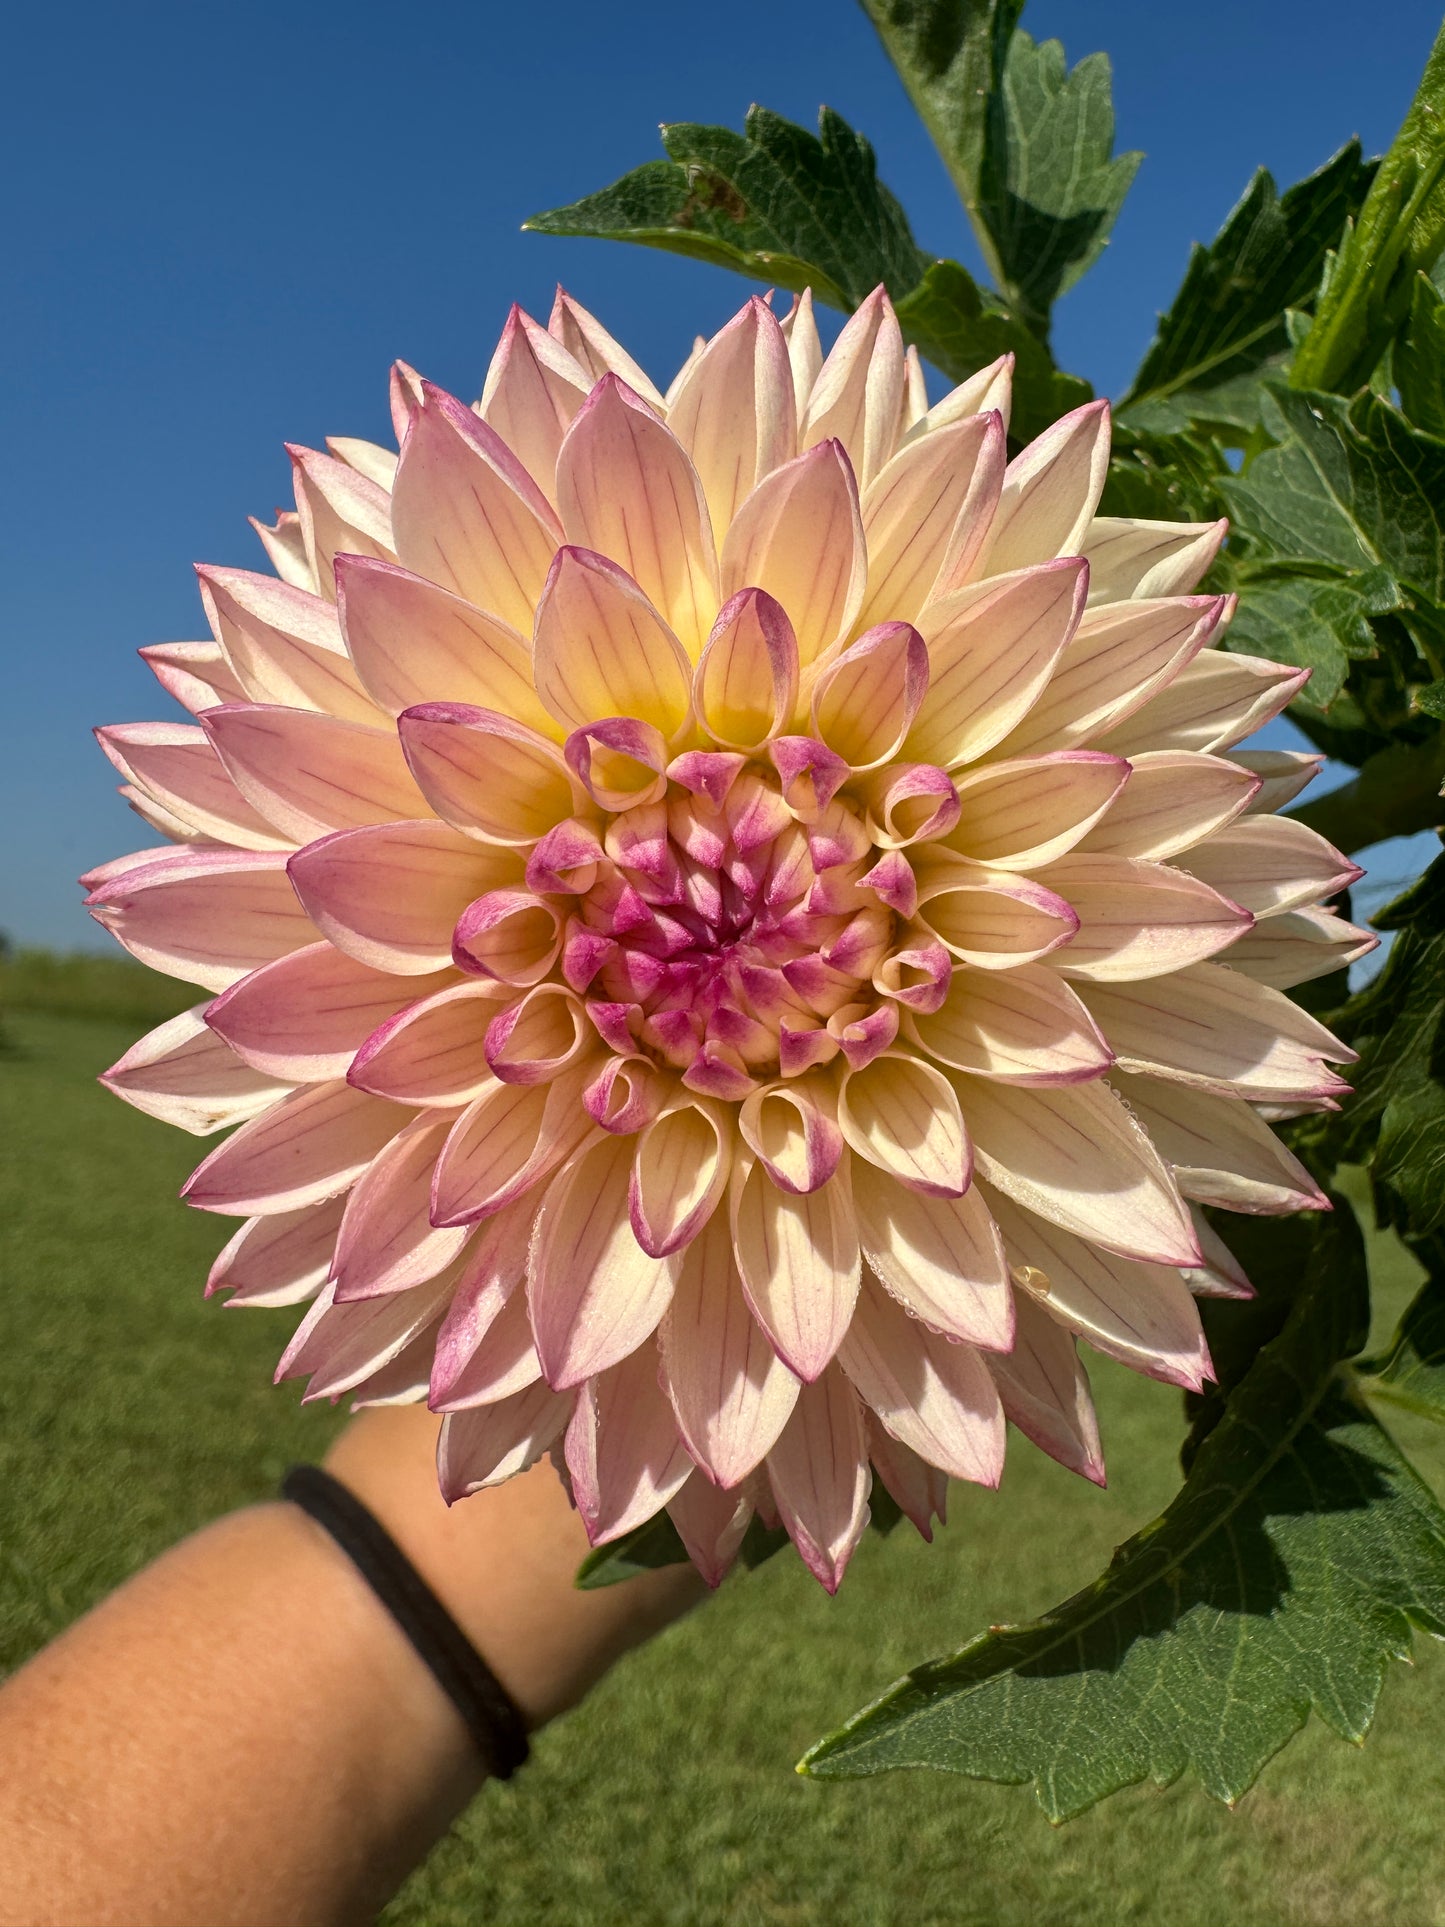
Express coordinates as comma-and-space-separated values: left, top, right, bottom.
89, 287, 1372, 1589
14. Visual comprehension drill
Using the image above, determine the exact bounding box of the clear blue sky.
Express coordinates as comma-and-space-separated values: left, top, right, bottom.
5, 0, 1441, 949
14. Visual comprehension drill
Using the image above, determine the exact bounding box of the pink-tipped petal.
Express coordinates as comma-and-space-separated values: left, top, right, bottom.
765, 1366, 871, 1593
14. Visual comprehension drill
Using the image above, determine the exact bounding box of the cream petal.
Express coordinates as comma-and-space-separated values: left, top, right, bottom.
325, 436, 398, 490
838, 1274, 1006, 1487
95, 722, 292, 851
204, 704, 424, 842
528, 1134, 679, 1389
737, 1076, 843, 1194
1183, 1210, 1256, 1300
850, 1156, 1012, 1348
906, 963, 1113, 1085
477, 304, 592, 504
1080, 963, 1356, 1101
452, 889, 562, 986
100, 1006, 291, 1135
1232, 749, 1324, 814
555, 375, 719, 655
986, 1291, 1104, 1483
903, 354, 1013, 441
207, 1198, 346, 1307
858, 409, 1005, 625
566, 1346, 694, 1544
139, 640, 247, 715
865, 1419, 949, 1541
780, 288, 824, 422
1080, 516, 1227, 603
810, 622, 928, 771
694, 588, 800, 751
720, 441, 867, 670
349, 979, 512, 1105
335, 555, 555, 733
1098, 648, 1309, 757
1111, 1070, 1329, 1216
431, 1064, 594, 1226
398, 703, 581, 844
971, 400, 1111, 579
666, 1475, 753, 1587
332, 1116, 473, 1301
997, 595, 1225, 757
907, 559, 1088, 768
837, 1050, 970, 1195
1041, 852, 1253, 981
1224, 905, 1378, 988
666, 295, 797, 535
431, 1264, 541, 1411
799, 286, 906, 488
487, 984, 590, 1086
630, 1096, 734, 1257
531, 545, 694, 738
85, 847, 315, 992
730, 1152, 860, 1381
944, 751, 1129, 869
206, 942, 453, 1081
288, 821, 519, 975
765, 1366, 870, 1593
1075, 750, 1261, 859
660, 1211, 800, 1487
962, 1076, 1199, 1264
548, 289, 668, 409
250, 509, 316, 592
437, 1380, 573, 1499
287, 443, 396, 599
988, 1188, 1210, 1389
181, 1081, 410, 1216
913, 851, 1078, 968
278, 1265, 458, 1404
390, 381, 563, 632
1174, 816, 1359, 918
196, 566, 381, 724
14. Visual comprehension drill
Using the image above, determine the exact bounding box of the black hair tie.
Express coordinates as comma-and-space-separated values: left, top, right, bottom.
281, 1463, 530, 1780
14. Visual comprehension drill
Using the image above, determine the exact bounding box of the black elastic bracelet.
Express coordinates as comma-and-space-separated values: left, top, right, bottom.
281, 1463, 530, 1780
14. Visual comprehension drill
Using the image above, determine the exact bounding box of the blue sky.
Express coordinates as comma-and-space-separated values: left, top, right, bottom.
5, 0, 1441, 949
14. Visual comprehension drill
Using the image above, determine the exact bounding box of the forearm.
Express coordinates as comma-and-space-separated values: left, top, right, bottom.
0, 1422, 702, 1927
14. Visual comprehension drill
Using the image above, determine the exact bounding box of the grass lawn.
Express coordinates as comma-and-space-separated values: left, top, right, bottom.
3, 1008, 1444, 1927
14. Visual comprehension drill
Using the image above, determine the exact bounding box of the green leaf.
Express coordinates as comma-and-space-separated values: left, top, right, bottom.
800, 1204, 1445, 1820
1221, 387, 1445, 601
525, 105, 927, 309
1118, 144, 1374, 432
860, 2, 1138, 333
1395, 272, 1445, 437
1360, 1241, 1445, 1423
895, 257, 1093, 442
574, 1510, 692, 1589
1292, 18, 1445, 393
1224, 564, 1393, 709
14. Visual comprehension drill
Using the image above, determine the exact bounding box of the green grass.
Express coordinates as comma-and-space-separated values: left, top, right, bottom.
3, 1010, 1444, 1927
0, 946, 195, 1028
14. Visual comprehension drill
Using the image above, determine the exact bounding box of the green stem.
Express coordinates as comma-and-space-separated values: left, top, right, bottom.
1290, 17, 1445, 394
1291, 733, 1445, 855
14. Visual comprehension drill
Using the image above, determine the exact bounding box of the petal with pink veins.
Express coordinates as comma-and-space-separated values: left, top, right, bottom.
430, 1064, 595, 1226
1075, 750, 1260, 860
207, 1197, 346, 1307
906, 963, 1113, 1085
738, 1076, 844, 1194
1232, 749, 1324, 814
943, 752, 1129, 870
799, 287, 905, 489
476, 304, 592, 504
196, 566, 381, 725
865, 1418, 949, 1540
349, 979, 511, 1105
694, 589, 800, 752
970, 400, 1111, 580
532, 546, 694, 738
1225, 905, 1378, 988
287, 443, 395, 601
858, 410, 1006, 624
203, 705, 424, 843
810, 622, 928, 771
182, 1081, 411, 1216
548, 289, 668, 409
566, 1345, 694, 1545
837, 1051, 970, 1195
1111, 1071, 1330, 1215
555, 376, 719, 655
1041, 852, 1252, 981
666, 295, 797, 534
277, 1265, 459, 1404
431, 1276, 541, 1411
85, 847, 316, 992
730, 1152, 860, 1381
907, 559, 1088, 768
666, 1475, 754, 1587
765, 1366, 870, 1593
95, 722, 292, 851
985, 1291, 1104, 1483
838, 1274, 1006, 1487
389, 382, 563, 633
1098, 649, 1309, 757
720, 441, 867, 669
630, 1096, 734, 1257
250, 508, 315, 591
1080, 516, 1227, 603
913, 851, 1078, 968
962, 1075, 1200, 1264
399, 703, 582, 844
437, 1380, 573, 1500
331, 1115, 473, 1302
988, 1187, 1212, 1390
289, 821, 520, 976
1173, 816, 1359, 918
903, 354, 1013, 441
139, 639, 247, 715
335, 556, 555, 733
528, 1133, 679, 1389
851, 1157, 1012, 1348
426, 1195, 535, 1405
206, 942, 454, 1082
101, 1006, 291, 1135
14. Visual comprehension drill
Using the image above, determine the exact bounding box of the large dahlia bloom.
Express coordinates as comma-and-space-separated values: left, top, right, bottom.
88, 288, 1373, 1590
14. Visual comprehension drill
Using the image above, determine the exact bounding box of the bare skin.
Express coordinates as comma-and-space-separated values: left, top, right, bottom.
0, 1406, 705, 1927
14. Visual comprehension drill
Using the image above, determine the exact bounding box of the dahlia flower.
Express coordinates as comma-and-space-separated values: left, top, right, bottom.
88, 287, 1372, 1590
